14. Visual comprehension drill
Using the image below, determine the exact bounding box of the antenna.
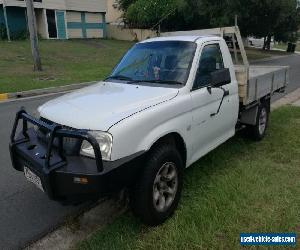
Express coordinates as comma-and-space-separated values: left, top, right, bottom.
151, 9, 177, 37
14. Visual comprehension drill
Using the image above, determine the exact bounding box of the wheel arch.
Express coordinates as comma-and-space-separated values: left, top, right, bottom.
148, 132, 187, 167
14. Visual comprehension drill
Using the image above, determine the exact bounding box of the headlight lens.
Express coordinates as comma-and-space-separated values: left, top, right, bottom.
80, 131, 113, 161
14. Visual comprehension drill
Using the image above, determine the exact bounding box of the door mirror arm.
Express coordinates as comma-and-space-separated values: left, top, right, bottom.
207, 86, 212, 94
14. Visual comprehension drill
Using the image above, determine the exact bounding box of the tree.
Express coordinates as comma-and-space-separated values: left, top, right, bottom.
274, 1, 300, 43
193, 0, 300, 49
118, 0, 300, 49
118, 0, 177, 29
231, 0, 299, 49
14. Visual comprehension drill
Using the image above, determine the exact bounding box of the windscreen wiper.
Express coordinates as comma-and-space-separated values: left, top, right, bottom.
131, 80, 183, 85
105, 75, 133, 81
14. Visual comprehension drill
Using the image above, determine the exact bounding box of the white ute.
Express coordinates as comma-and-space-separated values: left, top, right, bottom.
10, 26, 289, 225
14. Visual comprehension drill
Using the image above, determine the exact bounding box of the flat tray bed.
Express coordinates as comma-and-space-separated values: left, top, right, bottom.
235, 65, 289, 105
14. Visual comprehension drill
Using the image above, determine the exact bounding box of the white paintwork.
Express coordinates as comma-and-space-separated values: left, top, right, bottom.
43, 9, 49, 39
86, 29, 103, 38
38, 36, 240, 167
36, 9, 48, 39
66, 11, 81, 22
38, 82, 179, 131
4, 0, 66, 10
141, 36, 216, 43
65, 0, 106, 12
85, 12, 102, 23
67, 28, 82, 38
187, 39, 238, 164
3, 0, 106, 12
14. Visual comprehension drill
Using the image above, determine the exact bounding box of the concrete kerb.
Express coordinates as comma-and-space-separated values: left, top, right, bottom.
292, 99, 300, 107
26, 192, 128, 250
271, 88, 300, 110
0, 81, 98, 101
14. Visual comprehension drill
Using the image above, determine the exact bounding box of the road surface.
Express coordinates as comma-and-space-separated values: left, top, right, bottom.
0, 94, 92, 250
255, 53, 300, 100
0, 53, 299, 250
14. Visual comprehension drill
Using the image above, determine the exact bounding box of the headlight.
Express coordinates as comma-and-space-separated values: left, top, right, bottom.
80, 131, 113, 161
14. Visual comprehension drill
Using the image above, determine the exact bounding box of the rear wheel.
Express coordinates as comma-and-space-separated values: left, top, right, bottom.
130, 144, 183, 226
247, 102, 269, 141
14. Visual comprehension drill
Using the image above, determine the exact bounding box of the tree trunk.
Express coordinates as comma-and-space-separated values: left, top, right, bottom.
25, 0, 42, 71
263, 34, 272, 51
266, 34, 272, 50
263, 36, 267, 50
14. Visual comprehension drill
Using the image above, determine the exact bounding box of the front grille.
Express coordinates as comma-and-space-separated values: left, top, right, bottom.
37, 117, 82, 155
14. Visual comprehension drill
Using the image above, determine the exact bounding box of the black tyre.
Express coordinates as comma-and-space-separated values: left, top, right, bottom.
247, 102, 269, 141
130, 143, 183, 226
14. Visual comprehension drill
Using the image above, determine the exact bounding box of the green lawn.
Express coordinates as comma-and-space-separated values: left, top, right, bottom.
0, 39, 290, 94
0, 39, 133, 93
274, 42, 300, 52
231, 47, 289, 62
77, 106, 300, 250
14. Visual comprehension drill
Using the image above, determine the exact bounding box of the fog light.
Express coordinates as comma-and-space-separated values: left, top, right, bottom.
74, 177, 88, 184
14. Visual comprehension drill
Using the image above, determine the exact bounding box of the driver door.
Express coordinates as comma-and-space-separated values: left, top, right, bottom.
189, 42, 238, 164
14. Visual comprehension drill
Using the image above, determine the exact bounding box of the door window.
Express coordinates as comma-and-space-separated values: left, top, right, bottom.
193, 44, 224, 89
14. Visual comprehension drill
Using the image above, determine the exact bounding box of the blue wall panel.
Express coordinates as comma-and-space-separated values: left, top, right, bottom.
6, 6, 27, 38
67, 22, 104, 29
81, 12, 86, 38
0, 7, 4, 26
56, 11, 67, 39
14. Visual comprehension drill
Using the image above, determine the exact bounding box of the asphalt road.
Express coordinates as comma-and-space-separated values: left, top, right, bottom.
0, 53, 299, 250
0, 94, 89, 250
255, 53, 300, 100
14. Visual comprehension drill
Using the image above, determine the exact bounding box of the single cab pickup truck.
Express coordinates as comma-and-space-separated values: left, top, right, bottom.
10, 27, 289, 226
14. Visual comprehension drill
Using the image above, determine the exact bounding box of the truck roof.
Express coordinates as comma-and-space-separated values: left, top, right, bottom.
141, 35, 222, 43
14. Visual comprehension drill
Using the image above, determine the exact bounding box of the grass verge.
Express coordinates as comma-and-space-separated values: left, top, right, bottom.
0, 39, 133, 93
76, 106, 300, 250
273, 42, 300, 52
0, 39, 291, 93
232, 47, 289, 62
246, 47, 289, 61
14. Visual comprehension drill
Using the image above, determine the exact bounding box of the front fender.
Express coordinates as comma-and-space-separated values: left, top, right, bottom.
109, 93, 193, 165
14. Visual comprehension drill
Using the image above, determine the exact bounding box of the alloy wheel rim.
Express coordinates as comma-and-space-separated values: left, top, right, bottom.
259, 108, 267, 135
153, 162, 178, 213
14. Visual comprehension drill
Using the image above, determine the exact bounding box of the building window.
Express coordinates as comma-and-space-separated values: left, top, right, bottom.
46, 10, 57, 38
194, 44, 225, 89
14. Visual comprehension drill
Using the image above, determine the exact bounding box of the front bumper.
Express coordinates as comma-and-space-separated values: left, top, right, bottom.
9, 109, 143, 202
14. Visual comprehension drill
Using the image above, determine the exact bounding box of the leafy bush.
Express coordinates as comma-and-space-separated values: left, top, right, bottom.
125, 0, 177, 29
0, 25, 28, 40
119, 0, 300, 41
11, 30, 29, 40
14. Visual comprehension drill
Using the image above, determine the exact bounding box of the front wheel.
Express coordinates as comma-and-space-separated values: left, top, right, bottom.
130, 144, 183, 226
247, 102, 269, 141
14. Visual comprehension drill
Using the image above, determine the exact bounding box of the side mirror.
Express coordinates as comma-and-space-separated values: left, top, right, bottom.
210, 68, 231, 88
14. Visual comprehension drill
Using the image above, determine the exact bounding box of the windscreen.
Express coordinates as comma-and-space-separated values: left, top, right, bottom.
109, 41, 197, 86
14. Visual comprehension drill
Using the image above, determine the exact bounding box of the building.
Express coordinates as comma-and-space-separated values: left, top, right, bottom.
106, 0, 122, 25
0, 0, 107, 39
